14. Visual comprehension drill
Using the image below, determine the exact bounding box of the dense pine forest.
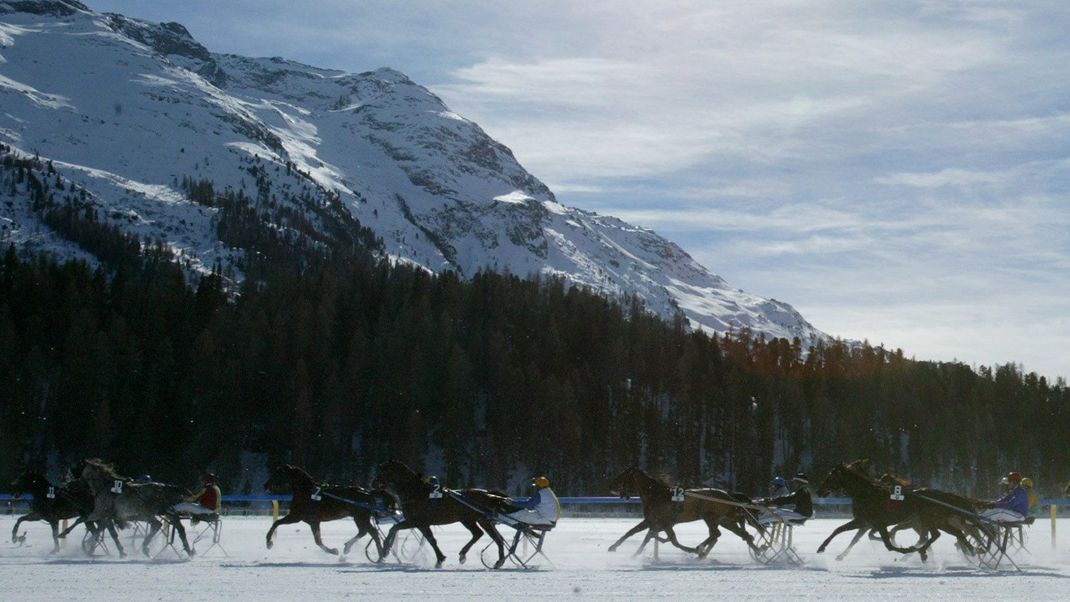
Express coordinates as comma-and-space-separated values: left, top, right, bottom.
2, 146, 1068, 499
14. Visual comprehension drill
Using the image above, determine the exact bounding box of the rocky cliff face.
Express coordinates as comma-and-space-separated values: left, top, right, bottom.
0, 1, 825, 346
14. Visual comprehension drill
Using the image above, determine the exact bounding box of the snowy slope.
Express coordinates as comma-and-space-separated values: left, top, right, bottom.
0, 0, 825, 346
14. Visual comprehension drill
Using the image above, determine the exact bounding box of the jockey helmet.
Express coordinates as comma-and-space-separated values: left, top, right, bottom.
202, 472, 217, 484
534, 476, 550, 489
1021, 477, 1034, 488
772, 476, 786, 488
1007, 471, 1022, 483
792, 472, 809, 485
136, 474, 152, 483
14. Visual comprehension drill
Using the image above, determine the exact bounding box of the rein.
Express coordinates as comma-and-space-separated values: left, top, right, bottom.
315, 489, 389, 514
682, 490, 790, 524
444, 489, 524, 528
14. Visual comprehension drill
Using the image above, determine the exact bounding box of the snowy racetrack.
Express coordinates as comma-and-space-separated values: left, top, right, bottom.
2, 516, 1069, 600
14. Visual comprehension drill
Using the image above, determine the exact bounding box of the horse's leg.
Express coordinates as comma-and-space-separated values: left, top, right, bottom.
48, 519, 61, 553
378, 521, 405, 561
475, 518, 507, 569
417, 524, 447, 568
817, 518, 865, 553
58, 516, 85, 539
835, 528, 868, 561
719, 517, 758, 552
913, 528, 939, 562
309, 521, 338, 555
634, 527, 658, 557
695, 518, 721, 558
265, 513, 301, 549
343, 514, 375, 556
106, 521, 126, 558
662, 524, 699, 555
874, 525, 926, 558
169, 515, 193, 556
608, 519, 649, 552
143, 518, 163, 557
457, 519, 483, 565
488, 521, 507, 570
11, 512, 40, 543
944, 523, 975, 556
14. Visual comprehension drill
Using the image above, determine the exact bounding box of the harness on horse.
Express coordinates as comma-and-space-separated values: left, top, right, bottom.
309, 487, 391, 516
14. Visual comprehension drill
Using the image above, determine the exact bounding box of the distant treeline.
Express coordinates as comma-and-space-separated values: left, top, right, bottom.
1, 145, 1067, 498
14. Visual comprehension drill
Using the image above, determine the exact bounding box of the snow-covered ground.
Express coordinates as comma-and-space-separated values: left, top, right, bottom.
2, 516, 1068, 600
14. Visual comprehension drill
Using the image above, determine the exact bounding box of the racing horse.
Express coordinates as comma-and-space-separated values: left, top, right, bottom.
607, 466, 761, 559
815, 460, 977, 561
829, 469, 984, 560
372, 460, 511, 568
880, 472, 986, 557
10, 470, 123, 554
80, 458, 194, 557
263, 464, 391, 557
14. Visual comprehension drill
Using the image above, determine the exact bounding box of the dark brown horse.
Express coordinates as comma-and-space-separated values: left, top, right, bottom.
263, 464, 390, 557
372, 460, 511, 568
815, 461, 979, 562
607, 466, 759, 559
10, 470, 122, 554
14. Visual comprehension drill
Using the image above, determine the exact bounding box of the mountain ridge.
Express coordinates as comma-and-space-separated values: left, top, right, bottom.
0, 0, 826, 347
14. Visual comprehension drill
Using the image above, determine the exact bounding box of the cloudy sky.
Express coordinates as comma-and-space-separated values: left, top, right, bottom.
90, 1, 1070, 382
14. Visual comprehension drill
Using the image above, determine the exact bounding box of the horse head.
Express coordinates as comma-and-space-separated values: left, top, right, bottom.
264, 464, 314, 494
10, 470, 48, 498
372, 460, 419, 493
817, 460, 877, 497
816, 463, 848, 497
608, 466, 653, 500
80, 458, 125, 494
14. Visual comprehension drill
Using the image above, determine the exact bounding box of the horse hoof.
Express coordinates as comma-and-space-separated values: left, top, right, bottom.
459, 554, 466, 565
327, 548, 339, 556
266, 540, 274, 550
435, 560, 444, 569
494, 560, 505, 569
608, 545, 617, 553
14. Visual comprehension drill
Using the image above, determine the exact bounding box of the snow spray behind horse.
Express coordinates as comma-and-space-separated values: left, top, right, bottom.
80, 458, 194, 557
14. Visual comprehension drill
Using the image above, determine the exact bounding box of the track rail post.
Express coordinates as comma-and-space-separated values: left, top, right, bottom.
1052, 504, 1057, 549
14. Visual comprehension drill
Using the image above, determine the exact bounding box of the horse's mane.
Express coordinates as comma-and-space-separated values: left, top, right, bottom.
879, 472, 912, 488
83, 457, 125, 481
282, 463, 317, 482
378, 459, 418, 480
845, 458, 873, 477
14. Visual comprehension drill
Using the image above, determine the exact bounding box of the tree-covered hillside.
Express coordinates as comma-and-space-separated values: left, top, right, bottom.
1, 233, 1066, 498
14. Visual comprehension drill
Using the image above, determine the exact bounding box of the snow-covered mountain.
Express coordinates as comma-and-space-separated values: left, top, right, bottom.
0, 0, 825, 346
